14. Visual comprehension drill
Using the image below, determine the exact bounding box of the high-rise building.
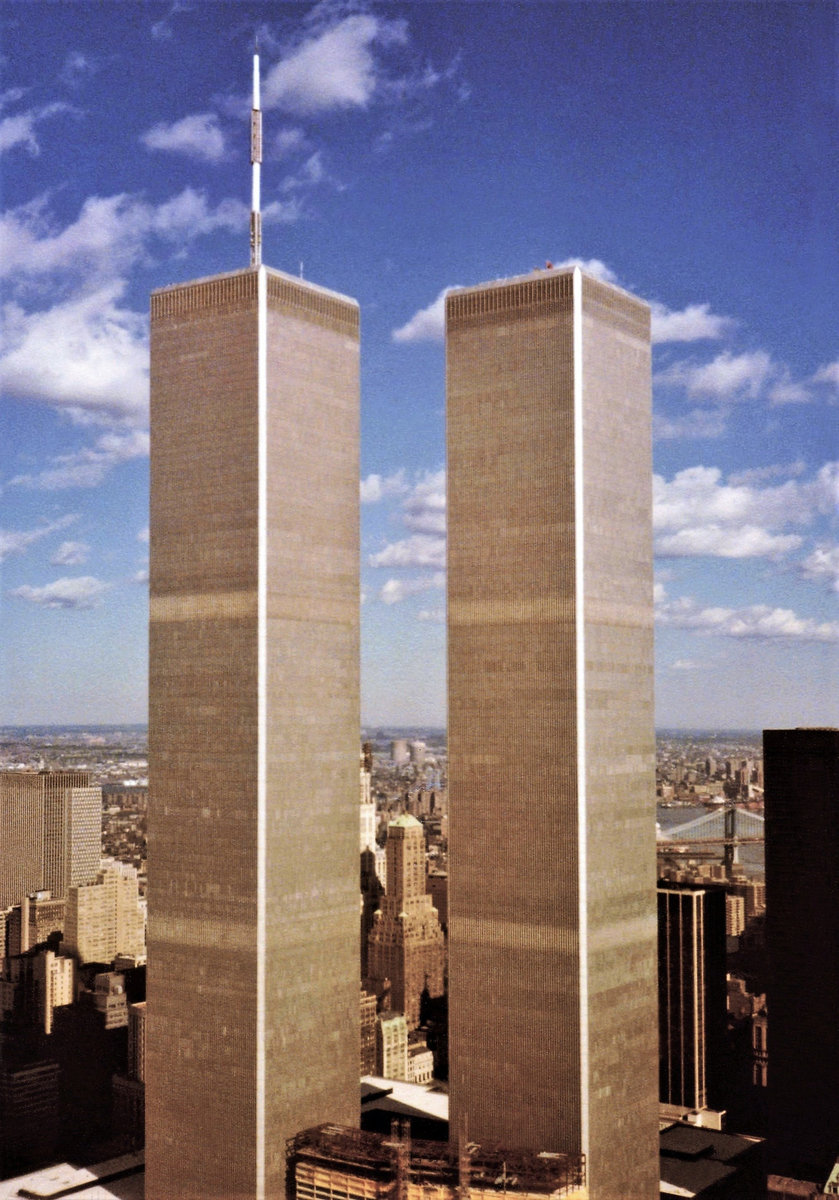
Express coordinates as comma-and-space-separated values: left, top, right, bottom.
146, 250, 360, 1195
64, 862, 145, 965
446, 266, 658, 1198
367, 814, 445, 1029
0, 772, 100, 909
764, 727, 839, 1183
657, 883, 727, 1114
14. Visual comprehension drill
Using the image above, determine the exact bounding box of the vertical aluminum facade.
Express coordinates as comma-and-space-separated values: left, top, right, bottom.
657, 884, 726, 1112
446, 267, 658, 1198
764, 727, 839, 1182
147, 266, 360, 1200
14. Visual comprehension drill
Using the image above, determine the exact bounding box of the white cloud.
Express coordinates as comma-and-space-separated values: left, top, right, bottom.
655, 525, 802, 559
59, 52, 95, 88
360, 470, 407, 503
379, 572, 444, 605
800, 544, 839, 594
655, 591, 839, 643
653, 408, 728, 441
392, 287, 453, 344
655, 465, 813, 533
656, 350, 775, 402
138, 526, 150, 544
417, 608, 445, 623
9, 429, 150, 490
272, 127, 307, 158
813, 361, 839, 388
403, 468, 445, 534
263, 14, 408, 115
650, 301, 734, 344
728, 461, 806, 487
141, 113, 227, 162
51, 540, 90, 566
281, 150, 337, 193
369, 533, 446, 569
0, 284, 149, 426
670, 659, 702, 671
652, 463, 838, 561
0, 188, 299, 287
0, 103, 70, 156
9, 575, 109, 610
0, 515, 77, 562
133, 568, 149, 585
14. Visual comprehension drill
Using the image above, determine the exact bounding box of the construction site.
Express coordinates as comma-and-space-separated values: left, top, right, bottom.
287, 1124, 588, 1200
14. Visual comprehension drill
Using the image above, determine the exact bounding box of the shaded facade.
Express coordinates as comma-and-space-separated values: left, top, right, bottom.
658, 883, 727, 1112
147, 266, 360, 1199
764, 727, 839, 1184
446, 267, 658, 1198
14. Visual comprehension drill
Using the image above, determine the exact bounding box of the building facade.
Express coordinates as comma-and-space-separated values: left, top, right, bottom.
446, 266, 658, 1198
764, 727, 839, 1183
367, 814, 445, 1028
657, 883, 727, 1113
64, 862, 145, 965
146, 265, 361, 1199
0, 772, 100, 909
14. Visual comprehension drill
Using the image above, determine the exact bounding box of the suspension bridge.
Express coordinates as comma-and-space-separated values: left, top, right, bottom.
657, 805, 764, 874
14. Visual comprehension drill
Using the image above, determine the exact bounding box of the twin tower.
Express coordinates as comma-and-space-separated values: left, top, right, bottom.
146, 260, 658, 1198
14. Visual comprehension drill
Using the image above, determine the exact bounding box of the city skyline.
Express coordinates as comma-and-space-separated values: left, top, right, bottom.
1, 1, 837, 731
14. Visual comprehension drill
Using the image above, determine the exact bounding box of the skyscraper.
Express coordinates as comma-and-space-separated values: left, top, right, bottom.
658, 883, 726, 1114
367, 814, 445, 1028
764, 727, 839, 1184
0, 771, 100, 909
146, 175, 360, 1200
446, 266, 658, 1198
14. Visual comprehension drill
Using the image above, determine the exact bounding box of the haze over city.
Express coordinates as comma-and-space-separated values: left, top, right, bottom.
1, 0, 836, 730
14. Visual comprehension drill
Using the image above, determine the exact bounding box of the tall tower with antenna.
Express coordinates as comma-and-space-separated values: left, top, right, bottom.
145, 54, 361, 1200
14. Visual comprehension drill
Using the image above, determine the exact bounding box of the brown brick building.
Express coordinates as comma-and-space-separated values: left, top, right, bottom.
367, 814, 445, 1029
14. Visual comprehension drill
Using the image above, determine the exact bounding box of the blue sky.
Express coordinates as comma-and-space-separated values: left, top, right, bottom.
0, 0, 836, 730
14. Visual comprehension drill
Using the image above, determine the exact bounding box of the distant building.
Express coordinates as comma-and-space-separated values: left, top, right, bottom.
0, 771, 100, 908
658, 883, 727, 1114
407, 1041, 434, 1085
376, 1012, 408, 1081
0, 947, 74, 1034
127, 1000, 146, 1082
726, 892, 746, 938
0, 1059, 61, 1176
391, 739, 409, 767
659, 1121, 766, 1199
5, 892, 66, 957
446, 266, 658, 1197
64, 862, 145, 965
93, 971, 129, 1030
367, 815, 445, 1028
360, 743, 377, 853
764, 727, 839, 1184
360, 989, 377, 1076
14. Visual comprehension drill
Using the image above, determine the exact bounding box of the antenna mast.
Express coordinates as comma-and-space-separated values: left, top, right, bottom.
250, 50, 263, 267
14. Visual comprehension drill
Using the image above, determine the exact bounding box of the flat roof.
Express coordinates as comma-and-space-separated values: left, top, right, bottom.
0, 1153, 144, 1200
151, 263, 358, 308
